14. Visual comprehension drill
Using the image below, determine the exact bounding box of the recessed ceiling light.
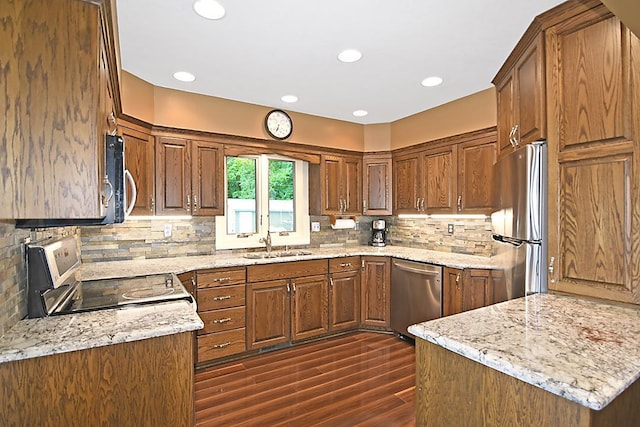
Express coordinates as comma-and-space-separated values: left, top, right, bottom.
421, 76, 443, 87
281, 95, 298, 103
193, 0, 226, 20
173, 71, 196, 82
353, 110, 368, 117
338, 49, 362, 63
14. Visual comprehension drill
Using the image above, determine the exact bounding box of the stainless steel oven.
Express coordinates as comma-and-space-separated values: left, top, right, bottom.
26, 236, 193, 318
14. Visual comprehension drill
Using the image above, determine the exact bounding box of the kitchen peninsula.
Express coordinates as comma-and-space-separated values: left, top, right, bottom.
409, 293, 640, 426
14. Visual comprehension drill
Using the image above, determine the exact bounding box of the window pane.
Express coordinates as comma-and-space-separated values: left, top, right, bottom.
226, 157, 257, 234
268, 159, 294, 232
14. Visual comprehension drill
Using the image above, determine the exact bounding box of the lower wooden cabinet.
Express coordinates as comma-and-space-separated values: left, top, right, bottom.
329, 256, 361, 332
444, 267, 494, 316
246, 279, 291, 349
360, 256, 391, 328
196, 267, 247, 364
291, 274, 329, 341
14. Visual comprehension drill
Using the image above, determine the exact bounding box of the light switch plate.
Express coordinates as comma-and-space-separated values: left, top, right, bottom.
311, 221, 321, 232
164, 224, 172, 238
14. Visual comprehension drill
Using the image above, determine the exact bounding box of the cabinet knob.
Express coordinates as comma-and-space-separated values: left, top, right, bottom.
548, 257, 556, 284
455, 273, 461, 290
193, 195, 198, 212
363, 199, 367, 213
457, 196, 462, 212
186, 195, 191, 212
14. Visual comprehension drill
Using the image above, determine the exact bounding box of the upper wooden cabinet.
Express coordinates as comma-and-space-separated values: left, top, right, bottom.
545, 4, 640, 304
393, 129, 496, 215
362, 153, 393, 215
120, 121, 155, 215
311, 154, 362, 215
155, 136, 224, 216
0, 0, 120, 219
493, 33, 546, 159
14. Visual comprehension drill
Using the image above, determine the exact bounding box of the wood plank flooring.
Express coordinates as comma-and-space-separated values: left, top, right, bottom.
195, 332, 416, 426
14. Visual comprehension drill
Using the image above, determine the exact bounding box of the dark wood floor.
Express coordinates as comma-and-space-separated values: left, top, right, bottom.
195, 331, 416, 426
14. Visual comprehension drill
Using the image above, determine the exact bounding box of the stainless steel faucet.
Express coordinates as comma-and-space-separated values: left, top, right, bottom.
259, 230, 272, 256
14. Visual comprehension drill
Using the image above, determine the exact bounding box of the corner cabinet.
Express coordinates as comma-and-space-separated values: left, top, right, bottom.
311, 154, 362, 215
493, 32, 546, 160
362, 153, 393, 215
155, 136, 224, 216
545, 4, 640, 304
360, 256, 391, 328
329, 256, 361, 331
1, 0, 120, 219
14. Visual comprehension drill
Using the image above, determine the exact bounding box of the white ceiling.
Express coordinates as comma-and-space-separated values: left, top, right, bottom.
116, 0, 565, 125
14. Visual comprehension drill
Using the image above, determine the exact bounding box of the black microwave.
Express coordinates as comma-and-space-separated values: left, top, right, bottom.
16, 134, 135, 228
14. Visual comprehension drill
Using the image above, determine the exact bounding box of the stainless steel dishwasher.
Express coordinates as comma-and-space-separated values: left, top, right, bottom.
391, 258, 443, 338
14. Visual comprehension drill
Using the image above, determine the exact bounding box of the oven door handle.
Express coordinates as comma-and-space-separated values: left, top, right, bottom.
50, 281, 81, 315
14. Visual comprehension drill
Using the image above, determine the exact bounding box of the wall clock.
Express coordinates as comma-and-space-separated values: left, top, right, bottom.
265, 109, 293, 140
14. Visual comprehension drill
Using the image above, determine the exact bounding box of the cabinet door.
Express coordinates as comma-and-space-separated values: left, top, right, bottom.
495, 72, 515, 159
329, 271, 360, 331
247, 280, 290, 350
360, 257, 390, 328
515, 33, 545, 146
191, 140, 224, 216
155, 137, 190, 215
443, 267, 463, 317
462, 269, 492, 312
342, 156, 362, 214
393, 154, 421, 214
321, 155, 342, 213
457, 136, 496, 214
363, 153, 392, 215
546, 10, 640, 304
422, 146, 456, 213
291, 275, 329, 341
121, 123, 155, 215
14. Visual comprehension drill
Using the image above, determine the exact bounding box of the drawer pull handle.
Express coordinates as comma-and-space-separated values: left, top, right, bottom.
339, 263, 352, 268
213, 342, 231, 349
212, 295, 232, 301
214, 277, 231, 282
212, 317, 232, 324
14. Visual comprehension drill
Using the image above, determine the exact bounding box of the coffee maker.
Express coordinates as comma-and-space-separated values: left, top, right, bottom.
371, 219, 387, 247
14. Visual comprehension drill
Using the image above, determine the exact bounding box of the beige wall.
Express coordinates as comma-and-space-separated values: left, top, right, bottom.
364, 123, 392, 152
389, 88, 496, 150
602, 0, 640, 37
121, 72, 155, 123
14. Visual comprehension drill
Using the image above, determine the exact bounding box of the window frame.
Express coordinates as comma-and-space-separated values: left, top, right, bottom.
215, 154, 310, 250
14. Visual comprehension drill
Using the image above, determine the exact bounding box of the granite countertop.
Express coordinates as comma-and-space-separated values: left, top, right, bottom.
408, 293, 640, 411
78, 245, 496, 280
0, 300, 203, 364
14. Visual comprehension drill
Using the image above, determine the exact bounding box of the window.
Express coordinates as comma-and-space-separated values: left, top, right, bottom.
215, 154, 310, 250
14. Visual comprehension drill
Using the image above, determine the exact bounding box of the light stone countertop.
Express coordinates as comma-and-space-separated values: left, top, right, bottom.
408, 293, 640, 411
0, 300, 203, 363
78, 245, 496, 280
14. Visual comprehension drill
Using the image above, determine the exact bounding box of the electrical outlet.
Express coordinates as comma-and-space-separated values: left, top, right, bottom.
311, 221, 321, 232
447, 224, 454, 234
164, 224, 172, 238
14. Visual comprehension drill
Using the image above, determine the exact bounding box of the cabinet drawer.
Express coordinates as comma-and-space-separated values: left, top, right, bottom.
198, 328, 246, 361
199, 306, 246, 335
197, 267, 245, 289
198, 285, 245, 311
247, 259, 328, 282
329, 256, 360, 273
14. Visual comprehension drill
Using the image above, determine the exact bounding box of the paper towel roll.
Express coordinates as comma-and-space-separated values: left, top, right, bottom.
330, 219, 356, 229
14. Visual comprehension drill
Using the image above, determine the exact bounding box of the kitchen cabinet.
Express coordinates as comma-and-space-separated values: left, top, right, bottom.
545, 4, 640, 304
247, 259, 329, 350
155, 136, 224, 216
362, 153, 393, 215
119, 121, 155, 215
360, 256, 391, 328
0, 0, 120, 219
311, 154, 362, 215
393, 129, 496, 214
329, 256, 361, 331
493, 33, 546, 159
0, 331, 195, 426
443, 267, 494, 316
196, 267, 246, 364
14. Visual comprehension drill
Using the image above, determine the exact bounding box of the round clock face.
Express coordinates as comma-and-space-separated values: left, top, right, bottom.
265, 110, 293, 140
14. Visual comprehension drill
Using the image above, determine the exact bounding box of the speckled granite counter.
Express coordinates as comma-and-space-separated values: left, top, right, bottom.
408, 293, 640, 411
78, 245, 496, 280
0, 300, 203, 363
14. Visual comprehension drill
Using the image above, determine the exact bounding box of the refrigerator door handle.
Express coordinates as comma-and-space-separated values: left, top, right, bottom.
492, 234, 524, 247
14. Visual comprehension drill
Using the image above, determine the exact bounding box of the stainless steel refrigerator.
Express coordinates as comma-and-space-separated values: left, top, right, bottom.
491, 141, 547, 299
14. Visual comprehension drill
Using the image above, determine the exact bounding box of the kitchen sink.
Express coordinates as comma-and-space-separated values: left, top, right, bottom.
243, 250, 312, 259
